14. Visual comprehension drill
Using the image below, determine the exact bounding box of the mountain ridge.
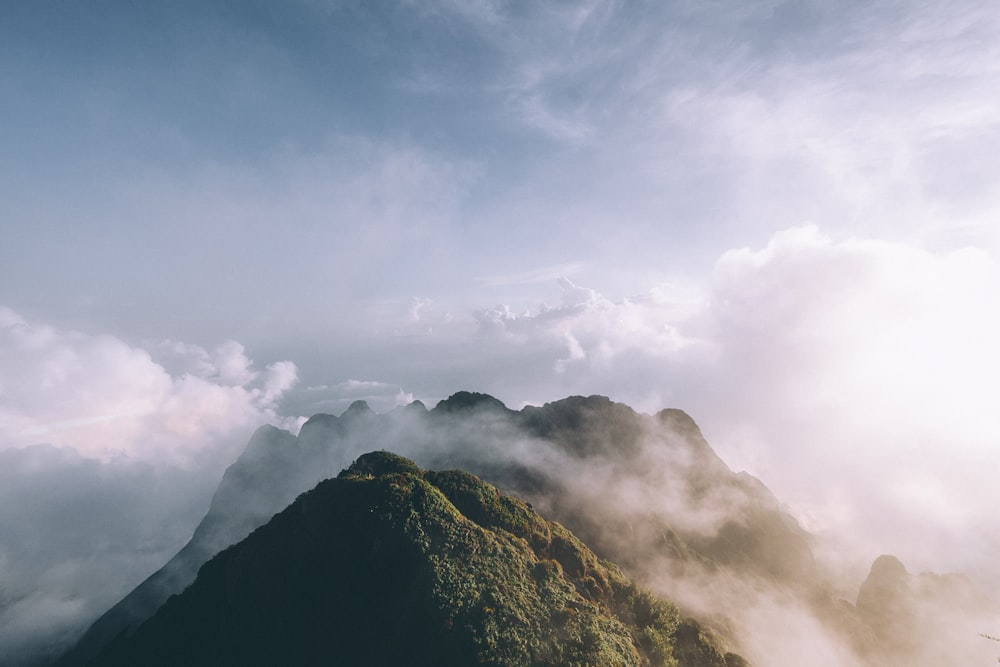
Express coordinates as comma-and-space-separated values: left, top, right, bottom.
57, 391, 990, 666
63, 392, 774, 665
87, 452, 747, 666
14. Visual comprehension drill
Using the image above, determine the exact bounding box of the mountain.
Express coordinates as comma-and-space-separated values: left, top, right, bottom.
59, 391, 995, 666
55, 425, 304, 666
849, 554, 998, 666
87, 452, 747, 666
62, 393, 801, 665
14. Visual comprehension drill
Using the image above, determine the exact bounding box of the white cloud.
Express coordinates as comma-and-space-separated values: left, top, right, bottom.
148, 339, 259, 386
0, 310, 304, 661
424, 226, 1000, 582
259, 360, 299, 405
210, 340, 258, 386
705, 224, 1000, 453
699, 226, 1000, 577
471, 275, 703, 373
0, 310, 299, 467
4, 225, 996, 660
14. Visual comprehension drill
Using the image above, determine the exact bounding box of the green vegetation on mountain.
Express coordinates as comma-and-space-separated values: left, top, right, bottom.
61, 392, 998, 667
65, 394, 803, 666
91, 451, 744, 666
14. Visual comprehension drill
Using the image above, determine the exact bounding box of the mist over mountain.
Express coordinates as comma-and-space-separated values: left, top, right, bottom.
86, 451, 747, 666
54, 393, 997, 667
5, 2, 999, 665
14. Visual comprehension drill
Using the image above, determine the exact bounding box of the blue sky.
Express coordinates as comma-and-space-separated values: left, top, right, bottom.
8, 0, 995, 343
2, 0, 1000, 660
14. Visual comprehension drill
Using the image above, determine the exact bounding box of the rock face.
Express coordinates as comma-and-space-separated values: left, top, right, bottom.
88, 452, 746, 667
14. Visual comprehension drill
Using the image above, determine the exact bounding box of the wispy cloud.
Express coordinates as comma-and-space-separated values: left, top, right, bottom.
475, 262, 586, 287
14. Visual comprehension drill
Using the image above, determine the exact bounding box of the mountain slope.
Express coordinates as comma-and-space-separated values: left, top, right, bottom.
57, 392, 999, 666
89, 452, 746, 667
56, 425, 303, 666
61, 393, 808, 665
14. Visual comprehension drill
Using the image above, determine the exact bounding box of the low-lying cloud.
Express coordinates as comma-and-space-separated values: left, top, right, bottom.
326, 226, 1000, 587
701, 227, 1000, 581
0, 309, 299, 466
3, 226, 998, 664
0, 310, 300, 664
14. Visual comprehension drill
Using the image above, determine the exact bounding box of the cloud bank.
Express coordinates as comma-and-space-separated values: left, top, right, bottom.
0, 308, 299, 465
0, 310, 299, 664
3, 227, 998, 663
701, 227, 1000, 581
311, 226, 999, 586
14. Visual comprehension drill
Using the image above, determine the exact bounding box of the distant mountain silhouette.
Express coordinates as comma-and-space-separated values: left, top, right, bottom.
87, 452, 747, 666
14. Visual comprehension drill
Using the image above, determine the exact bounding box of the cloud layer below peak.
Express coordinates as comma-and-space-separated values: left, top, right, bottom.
288, 226, 1000, 584
0, 310, 299, 466
0, 311, 303, 662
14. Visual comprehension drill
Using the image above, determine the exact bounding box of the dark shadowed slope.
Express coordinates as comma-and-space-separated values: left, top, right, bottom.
89, 452, 747, 667
56, 425, 301, 666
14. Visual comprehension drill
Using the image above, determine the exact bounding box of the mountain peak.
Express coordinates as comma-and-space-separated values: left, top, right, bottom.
62, 393, 796, 667
857, 554, 910, 611
340, 450, 423, 478
401, 399, 427, 412
432, 390, 509, 414
656, 408, 703, 437
88, 453, 743, 666
342, 399, 374, 418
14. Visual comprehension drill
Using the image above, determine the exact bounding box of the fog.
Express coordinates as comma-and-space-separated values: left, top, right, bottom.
3, 224, 999, 664
0, 448, 211, 664
0, 309, 301, 664
3, 2, 999, 662
281, 226, 1000, 585
377, 400, 999, 667
51, 391, 999, 666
